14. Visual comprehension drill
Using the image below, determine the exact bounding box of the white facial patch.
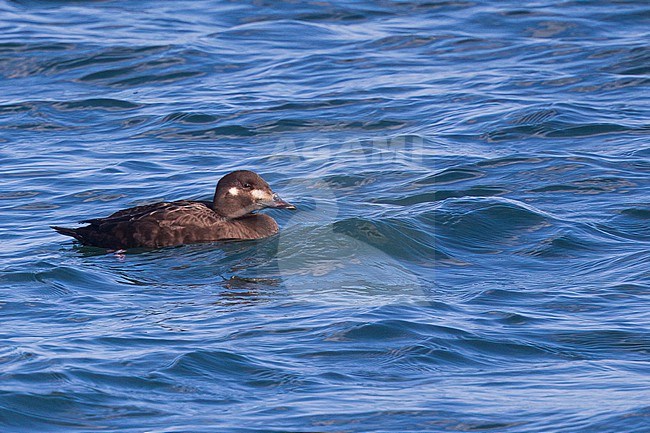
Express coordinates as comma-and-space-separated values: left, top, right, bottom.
228, 187, 239, 196
251, 189, 268, 200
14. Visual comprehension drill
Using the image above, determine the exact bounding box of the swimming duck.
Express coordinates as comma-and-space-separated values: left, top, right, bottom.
52, 170, 295, 249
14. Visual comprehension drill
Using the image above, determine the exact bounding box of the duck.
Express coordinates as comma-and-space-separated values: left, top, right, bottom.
52, 170, 295, 250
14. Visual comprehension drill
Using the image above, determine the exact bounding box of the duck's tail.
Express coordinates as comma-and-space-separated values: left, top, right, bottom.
51, 226, 85, 243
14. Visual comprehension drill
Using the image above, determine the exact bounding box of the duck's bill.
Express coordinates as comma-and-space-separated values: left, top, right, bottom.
266, 193, 296, 210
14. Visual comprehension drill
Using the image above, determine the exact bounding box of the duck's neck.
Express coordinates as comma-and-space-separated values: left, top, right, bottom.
209, 200, 249, 220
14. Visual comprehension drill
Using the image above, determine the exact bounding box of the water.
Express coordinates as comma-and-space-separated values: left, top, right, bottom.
1, 0, 649, 431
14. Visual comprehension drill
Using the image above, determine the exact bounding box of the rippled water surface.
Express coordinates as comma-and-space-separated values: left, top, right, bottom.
1, 0, 649, 431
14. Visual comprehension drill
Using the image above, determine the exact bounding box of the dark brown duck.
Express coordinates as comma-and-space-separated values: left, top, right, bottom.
52, 170, 295, 249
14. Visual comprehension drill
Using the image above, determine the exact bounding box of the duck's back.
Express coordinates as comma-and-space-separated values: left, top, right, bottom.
68, 200, 221, 249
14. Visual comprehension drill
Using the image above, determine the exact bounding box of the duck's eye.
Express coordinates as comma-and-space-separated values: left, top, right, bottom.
242, 182, 252, 189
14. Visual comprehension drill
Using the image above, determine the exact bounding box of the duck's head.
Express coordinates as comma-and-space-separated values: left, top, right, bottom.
213, 170, 295, 219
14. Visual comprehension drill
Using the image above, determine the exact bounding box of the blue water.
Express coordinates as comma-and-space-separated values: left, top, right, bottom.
1, 0, 649, 431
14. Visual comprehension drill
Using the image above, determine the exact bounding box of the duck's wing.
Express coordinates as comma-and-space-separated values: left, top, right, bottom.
81, 201, 178, 225
64, 201, 223, 249
129, 200, 223, 229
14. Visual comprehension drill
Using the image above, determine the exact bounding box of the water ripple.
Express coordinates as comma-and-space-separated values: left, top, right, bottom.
1, 0, 649, 431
